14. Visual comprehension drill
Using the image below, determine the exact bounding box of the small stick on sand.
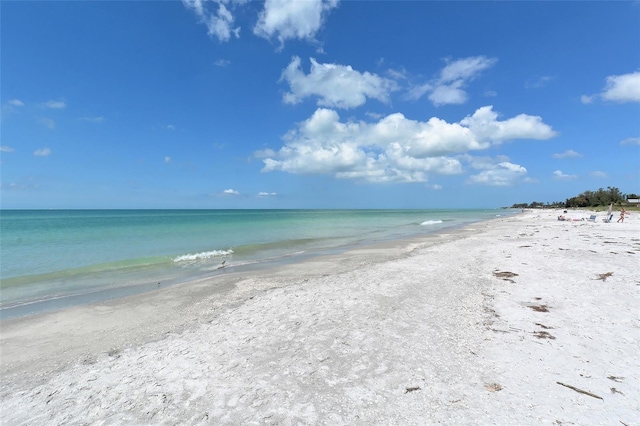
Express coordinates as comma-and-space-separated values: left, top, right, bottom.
556, 382, 603, 400
596, 272, 613, 282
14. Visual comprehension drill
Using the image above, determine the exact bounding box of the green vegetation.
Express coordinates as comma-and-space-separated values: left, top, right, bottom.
511, 187, 638, 209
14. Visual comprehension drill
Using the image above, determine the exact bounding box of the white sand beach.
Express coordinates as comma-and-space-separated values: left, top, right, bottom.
1, 210, 638, 425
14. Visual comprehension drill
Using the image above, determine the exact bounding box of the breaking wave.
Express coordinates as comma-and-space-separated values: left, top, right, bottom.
173, 249, 234, 263
420, 220, 443, 226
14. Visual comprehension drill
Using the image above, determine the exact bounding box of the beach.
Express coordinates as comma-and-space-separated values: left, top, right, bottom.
1, 210, 638, 425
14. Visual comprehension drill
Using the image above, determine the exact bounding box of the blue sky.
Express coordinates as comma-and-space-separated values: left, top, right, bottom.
1, 1, 639, 209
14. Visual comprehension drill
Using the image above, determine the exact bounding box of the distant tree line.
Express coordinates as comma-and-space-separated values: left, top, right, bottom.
511, 187, 638, 209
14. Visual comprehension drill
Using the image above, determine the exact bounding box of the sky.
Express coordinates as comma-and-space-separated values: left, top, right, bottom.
1, 0, 639, 209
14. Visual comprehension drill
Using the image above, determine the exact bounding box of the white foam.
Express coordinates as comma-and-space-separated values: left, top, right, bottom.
173, 250, 233, 263
420, 220, 443, 226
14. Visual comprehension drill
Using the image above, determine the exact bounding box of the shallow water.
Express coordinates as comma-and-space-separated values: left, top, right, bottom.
0, 209, 511, 318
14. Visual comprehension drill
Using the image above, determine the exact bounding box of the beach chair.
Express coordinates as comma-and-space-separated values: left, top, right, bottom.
603, 204, 614, 223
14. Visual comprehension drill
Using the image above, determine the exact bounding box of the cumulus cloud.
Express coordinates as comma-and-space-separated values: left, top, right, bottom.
552, 149, 582, 159
8, 99, 24, 107
553, 170, 577, 180
280, 57, 398, 109
164, 156, 172, 163
600, 71, 640, 103
620, 137, 640, 145
468, 162, 527, 186
406, 56, 497, 106
459, 106, 557, 142
182, 0, 241, 42
223, 188, 240, 195
259, 106, 555, 184
1, 146, 15, 153
34, 147, 52, 157
254, 0, 339, 45
582, 71, 640, 104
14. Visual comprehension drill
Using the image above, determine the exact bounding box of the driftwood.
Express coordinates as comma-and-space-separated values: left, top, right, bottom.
533, 330, 555, 339
405, 386, 421, 394
556, 382, 603, 400
493, 271, 518, 283
529, 304, 549, 313
535, 323, 555, 329
596, 272, 613, 282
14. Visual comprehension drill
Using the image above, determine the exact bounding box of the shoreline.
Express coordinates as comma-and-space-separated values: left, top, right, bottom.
1, 209, 505, 321
1, 210, 638, 424
0, 220, 480, 383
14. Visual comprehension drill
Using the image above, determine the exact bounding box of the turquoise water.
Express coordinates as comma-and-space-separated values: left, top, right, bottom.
0, 209, 509, 318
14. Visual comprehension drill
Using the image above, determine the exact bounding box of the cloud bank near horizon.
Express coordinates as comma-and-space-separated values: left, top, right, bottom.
258, 106, 556, 186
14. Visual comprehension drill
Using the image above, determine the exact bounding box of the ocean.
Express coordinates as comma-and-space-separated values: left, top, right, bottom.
0, 209, 509, 319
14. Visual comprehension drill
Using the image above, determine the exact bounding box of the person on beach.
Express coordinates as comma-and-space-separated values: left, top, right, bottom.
617, 207, 627, 223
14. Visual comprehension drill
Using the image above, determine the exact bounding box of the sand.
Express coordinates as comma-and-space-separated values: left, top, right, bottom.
1, 210, 638, 425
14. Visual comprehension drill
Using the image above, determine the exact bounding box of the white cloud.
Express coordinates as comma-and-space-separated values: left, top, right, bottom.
214, 59, 230, 67
167, 124, 176, 130
254, 0, 339, 45
582, 71, 640, 104
8, 99, 24, 107
164, 156, 172, 163
258, 191, 277, 196
1, 146, 15, 153
552, 149, 582, 159
600, 71, 640, 103
182, 0, 241, 42
438, 56, 497, 83
387, 68, 408, 81
580, 95, 594, 104
44, 100, 66, 109
280, 57, 397, 109
39, 117, 55, 129
259, 106, 555, 184
590, 171, 607, 178
407, 56, 497, 106
553, 170, 577, 180
34, 147, 52, 157
429, 80, 467, 106
620, 137, 640, 145
459, 106, 557, 143
223, 188, 240, 195
468, 162, 527, 186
